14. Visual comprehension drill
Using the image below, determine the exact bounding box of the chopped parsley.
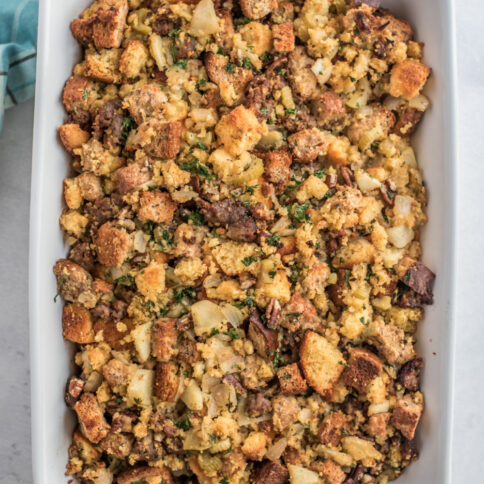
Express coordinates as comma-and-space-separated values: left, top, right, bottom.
168, 27, 181, 37
243, 184, 258, 195
175, 58, 188, 69
226, 328, 240, 340
220, 478, 230, 484
179, 160, 214, 180
242, 255, 258, 266
195, 78, 206, 91
196, 141, 207, 151
186, 210, 205, 226
210, 328, 220, 337
314, 169, 326, 178
272, 352, 284, 371
293, 203, 311, 223
121, 117, 133, 141
175, 416, 192, 431
225, 62, 236, 74
82, 89, 89, 100
243, 57, 252, 69
174, 287, 197, 302
266, 233, 281, 246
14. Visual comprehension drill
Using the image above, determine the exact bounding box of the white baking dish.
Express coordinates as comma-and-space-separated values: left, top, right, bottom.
29, 0, 458, 482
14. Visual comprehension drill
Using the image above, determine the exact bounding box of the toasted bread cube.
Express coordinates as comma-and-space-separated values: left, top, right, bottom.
71, 17, 95, 46
62, 75, 97, 113
115, 162, 151, 195
215, 105, 263, 157
127, 119, 183, 159
204, 52, 253, 106
102, 358, 130, 387
92, 0, 128, 49
152, 318, 179, 362
214, 8, 234, 50
367, 412, 391, 441
272, 22, 295, 52
94, 319, 133, 350
272, 395, 300, 431
311, 91, 347, 129
343, 348, 383, 393
380, 13, 414, 43
391, 394, 423, 440
63, 178, 83, 210
369, 319, 415, 365
161, 160, 191, 189
319, 460, 346, 484
242, 431, 267, 461
74, 393, 110, 443
263, 148, 292, 194
94, 222, 131, 267
288, 128, 329, 163
117, 465, 174, 484
272, 2, 294, 23
252, 461, 289, 484
62, 303, 95, 343
85, 48, 122, 84
69, 430, 101, 466
240, 0, 278, 20
347, 104, 395, 146
277, 363, 308, 395
154, 361, 179, 402
135, 261, 165, 301
59, 210, 89, 238
119, 40, 149, 78
77, 172, 103, 201
59, 124, 90, 153
123, 84, 167, 124
299, 330, 345, 398
332, 238, 376, 269
389, 59, 431, 100
318, 411, 349, 447
288, 46, 317, 100
77, 138, 123, 176
138, 191, 177, 224
127, 368, 154, 407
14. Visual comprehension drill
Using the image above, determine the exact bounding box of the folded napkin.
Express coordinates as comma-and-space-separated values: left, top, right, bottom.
0, 0, 38, 130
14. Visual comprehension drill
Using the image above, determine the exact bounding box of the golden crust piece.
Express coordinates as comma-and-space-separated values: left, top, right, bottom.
85, 48, 122, 84
62, 75, 97, 113
119, 40, 149, 79
117, 465, 174, 484
287, 46, 317, 100
277, 363, 308, 395
154, 361, 179, 402
239, 0, 278, 20
343, 347, 383, 393
58, 123, 90, 153
135, 261, 165, 301
252, 460, 289, 484
263, 148, 292, 194
123, 84, 167, 124
391, 394, 423, 440
389, 59, 431, 100
272, 22, 295, 52
92, 0, 128, 49
128, 120, 183, 159
62, 303, 95, 344
299, 330, 345, 398
151, 318, 179, 362
319, 459, 346, 484
74, 393, 110, 444
94, 222, 131, 267
318, 411, 350, 447
115, 162, 152, 195
138, 191, 177, 224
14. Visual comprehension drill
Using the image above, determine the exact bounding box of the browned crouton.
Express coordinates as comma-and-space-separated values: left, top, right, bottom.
347, 104, 395, 146
138, 191, 177, 224
379, 13, 414, 43
272, 2, 294, 23
391, 394, 423, 440
62, 303, 95, 344
281, 295, 320, 332
62, 76, 97, 113
288, 128, 329, 163
94, 319, 133, 350
94, 222, 131, 267
272, 22, 295, 52
318, 411, 350, 447
215, 105, 263, 156
204, 52, 253, 106
272, 395, 300, 431
58, 124, 90, 153
311, 91, 347, 129
242, 431, 268, 461
67, 430, 101, 467
53, 259, 99, 308
92, 0, 128, 49
367, 412, 391, 441
393, 107, 424, 137
85, 48, 122, 84
154, 362, 179, 402
74, 393, 110, 443
318, 459, 346, 484
299, 330, 345, 398
287, 47, 317, 100
214, 9, 234, 50
252, 460, 289, 484
389, 59, 431, 100
115, 162, 152, 195
173, 223, 206, 258
119, 40, 149, 79
369, 319, 415, 365
128, 120, 183, 159
117, 465, 174, 484
263, 148, 292, 193
77, 172, 103, 201
123, 85, 167, 124
240, 0, 278, 20
70, 17, 95, 46
277, 363, 308, 395
63, 178, 83, 210
102, 358, 130, 387
100, 431, 133, 459
151, 318, 179, 362
343, 348, 383, 392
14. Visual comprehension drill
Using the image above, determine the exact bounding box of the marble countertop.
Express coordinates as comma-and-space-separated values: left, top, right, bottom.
1, 1, 484, 482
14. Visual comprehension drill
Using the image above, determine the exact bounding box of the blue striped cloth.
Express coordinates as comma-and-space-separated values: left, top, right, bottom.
0, 0, 38, 130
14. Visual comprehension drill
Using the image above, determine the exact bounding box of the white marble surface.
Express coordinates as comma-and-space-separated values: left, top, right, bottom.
1, 2, 484, 482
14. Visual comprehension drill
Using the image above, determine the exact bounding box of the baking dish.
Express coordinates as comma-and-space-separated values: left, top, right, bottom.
29, 0, 457, 482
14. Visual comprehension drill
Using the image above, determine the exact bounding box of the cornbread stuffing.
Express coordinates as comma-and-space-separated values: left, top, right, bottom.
56, 0, 434, 482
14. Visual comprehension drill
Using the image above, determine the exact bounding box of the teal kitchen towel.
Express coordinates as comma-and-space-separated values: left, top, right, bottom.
0, 0, 38, 130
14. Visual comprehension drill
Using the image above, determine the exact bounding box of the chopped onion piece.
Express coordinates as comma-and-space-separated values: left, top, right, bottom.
190, 0, 220, 37
387, 225, 414, 248
220, 304, 244, 327
191, 300, 226, 336
355, 171, 381, 193
266, 438, 288, 461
